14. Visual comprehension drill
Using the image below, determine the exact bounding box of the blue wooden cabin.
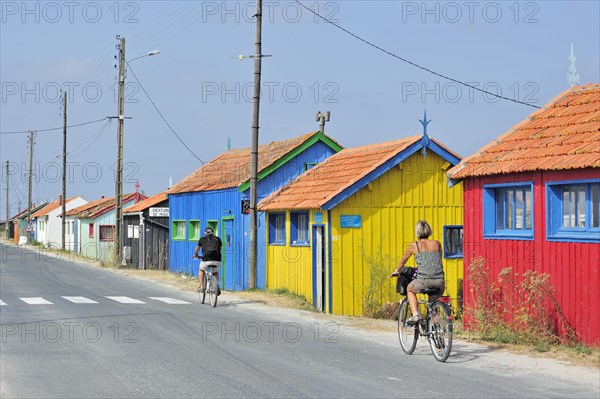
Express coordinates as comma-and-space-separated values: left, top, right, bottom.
168, 131, 342, 290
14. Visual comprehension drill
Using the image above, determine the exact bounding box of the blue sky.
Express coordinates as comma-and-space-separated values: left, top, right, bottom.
1, 0, 599, 218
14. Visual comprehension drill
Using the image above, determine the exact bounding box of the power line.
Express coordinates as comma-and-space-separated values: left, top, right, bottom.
0, 118, 108, 135
127, 64, 204, 163
294, 0, 541, 109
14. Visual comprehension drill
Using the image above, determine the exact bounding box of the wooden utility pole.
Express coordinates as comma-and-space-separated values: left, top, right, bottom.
5, 161, 9, 239
62, 91, 67, 250
27, 131, 34, 242
115, 36, 126, 263
248, 0, 263, 289
316, 111, 331, 133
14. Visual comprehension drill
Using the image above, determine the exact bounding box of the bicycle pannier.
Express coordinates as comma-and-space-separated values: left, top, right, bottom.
396, 266, 416, 296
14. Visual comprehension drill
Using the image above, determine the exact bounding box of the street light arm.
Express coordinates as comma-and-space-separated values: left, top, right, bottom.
126, 50, 160, 66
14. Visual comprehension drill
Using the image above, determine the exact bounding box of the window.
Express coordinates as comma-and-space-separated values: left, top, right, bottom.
484, 182, 533, 239
189, 220, 201, 241
291, 211, 309, 246
39, 221, 44, 231
99, 225, 115, 242
547, 180, 600, 242
268, 213, 286, 244
172, 220, 186, 240
305, 162, 317, 171
443, 226, 463, 258
89, 223, 94, 238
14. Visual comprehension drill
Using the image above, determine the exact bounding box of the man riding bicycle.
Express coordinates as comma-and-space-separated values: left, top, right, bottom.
193, 227, 222, 295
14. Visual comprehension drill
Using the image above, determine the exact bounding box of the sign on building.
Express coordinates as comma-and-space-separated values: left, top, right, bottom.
149, 207, 169, 217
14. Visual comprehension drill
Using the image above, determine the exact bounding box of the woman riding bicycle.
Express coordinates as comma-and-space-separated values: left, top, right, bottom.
391, 220, 445, 324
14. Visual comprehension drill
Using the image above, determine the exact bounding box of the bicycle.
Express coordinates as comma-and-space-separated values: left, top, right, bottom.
397, 286, 453, 362
194, 257, 219, 308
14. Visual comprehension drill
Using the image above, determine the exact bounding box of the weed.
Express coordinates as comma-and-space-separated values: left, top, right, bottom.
466, 257, 579, 347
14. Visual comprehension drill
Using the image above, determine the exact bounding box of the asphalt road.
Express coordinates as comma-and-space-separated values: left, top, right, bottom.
1, 243, 598, 398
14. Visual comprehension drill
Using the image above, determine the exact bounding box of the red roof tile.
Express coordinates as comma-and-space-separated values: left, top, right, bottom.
67, 193, 145, 219
168, 131, 341, 194
448, 84, 600, 179
31, 197, 83, 218
124, 192, 167, 213
259, 136, 422, 210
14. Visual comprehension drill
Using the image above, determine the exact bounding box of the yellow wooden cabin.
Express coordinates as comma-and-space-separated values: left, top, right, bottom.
259, 132, 464, 316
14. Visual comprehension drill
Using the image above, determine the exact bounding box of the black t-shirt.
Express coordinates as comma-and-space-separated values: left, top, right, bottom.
198, 235, 222, 261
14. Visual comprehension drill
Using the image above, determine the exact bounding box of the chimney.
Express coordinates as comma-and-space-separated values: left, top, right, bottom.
58, 195, 63, 205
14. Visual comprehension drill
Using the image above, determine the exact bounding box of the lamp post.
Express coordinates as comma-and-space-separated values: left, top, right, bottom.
114, 36, 159, 263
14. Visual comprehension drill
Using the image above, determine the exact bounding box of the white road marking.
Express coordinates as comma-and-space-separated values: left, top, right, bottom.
148, 297, 191, 304
0, 300, 6, 306
105, 296, 146, 304
62, 296, 98, 304
20, 297, 53, 305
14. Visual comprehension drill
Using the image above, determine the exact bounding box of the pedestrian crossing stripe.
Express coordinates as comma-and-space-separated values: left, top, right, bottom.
0, 296, 192, 306
20, 297, 53, 305
105, 296, 146, 304
148, 297, 191, 304
62, 296, 98, 304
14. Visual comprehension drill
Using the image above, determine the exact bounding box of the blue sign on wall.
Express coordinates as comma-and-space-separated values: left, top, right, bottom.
340, 215, 362, 228
314, 212, 323, 223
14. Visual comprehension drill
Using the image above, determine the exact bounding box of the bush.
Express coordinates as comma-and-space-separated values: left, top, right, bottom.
466, 257, 578, 346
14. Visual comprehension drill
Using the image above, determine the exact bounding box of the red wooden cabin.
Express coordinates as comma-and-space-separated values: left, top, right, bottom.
448, 84, 600, 346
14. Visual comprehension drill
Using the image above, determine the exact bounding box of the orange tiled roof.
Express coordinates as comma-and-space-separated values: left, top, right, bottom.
168, 131, 338, 194
67, 193, 142, 218
259, 136, 423, 210
31, 196, 82, 218
124, 192, 167, 213
448, 84, 600, 179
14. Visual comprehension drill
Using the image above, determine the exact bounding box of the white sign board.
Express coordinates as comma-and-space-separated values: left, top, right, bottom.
18, 236, 28, 245
149, 207, 169, 217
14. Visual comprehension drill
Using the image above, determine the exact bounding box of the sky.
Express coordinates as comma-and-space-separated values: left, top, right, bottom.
1, 0, 599, 219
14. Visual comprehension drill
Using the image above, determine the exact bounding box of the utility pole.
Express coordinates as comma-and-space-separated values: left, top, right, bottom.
115, 36, 126, 263
62, 91, 67, 250
5, 161, 9, 239
316, 111, 331, 133
248, 0, 263, 289
27, 131, 34, 242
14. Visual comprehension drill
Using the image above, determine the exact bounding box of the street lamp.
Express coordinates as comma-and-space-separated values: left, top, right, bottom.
114, 37, 160, 264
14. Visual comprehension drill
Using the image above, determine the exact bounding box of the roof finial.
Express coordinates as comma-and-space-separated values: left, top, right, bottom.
418, 110, 431, 157
567, 43, 580, 88
135, 181, 140, 193
227, 137, 232, 150
419, 109, 431, 136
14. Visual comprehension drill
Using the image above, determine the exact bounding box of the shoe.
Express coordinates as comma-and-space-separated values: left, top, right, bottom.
217, 287, 221, 296
406, 315, 421, 325
197, 286, 206, 293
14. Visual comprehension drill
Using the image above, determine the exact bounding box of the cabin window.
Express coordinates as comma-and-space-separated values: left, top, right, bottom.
188, 220, 201, 241
268, 213, 286, 245
483, 182, 533, 239
172, 220, 186, 240
99, 225, 115, 242
546, 180, 600, 242
290, 211, 309, 246
89, 223, 94, 238
39, 221, 44, 231
443, 226, 463, 258
304, 162, 318, 171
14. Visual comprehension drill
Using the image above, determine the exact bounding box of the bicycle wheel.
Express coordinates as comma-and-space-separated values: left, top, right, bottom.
200, 275, 207, 304
398, 299, 418, 354
208, 275, 218, 307
428, 302, 453, 362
